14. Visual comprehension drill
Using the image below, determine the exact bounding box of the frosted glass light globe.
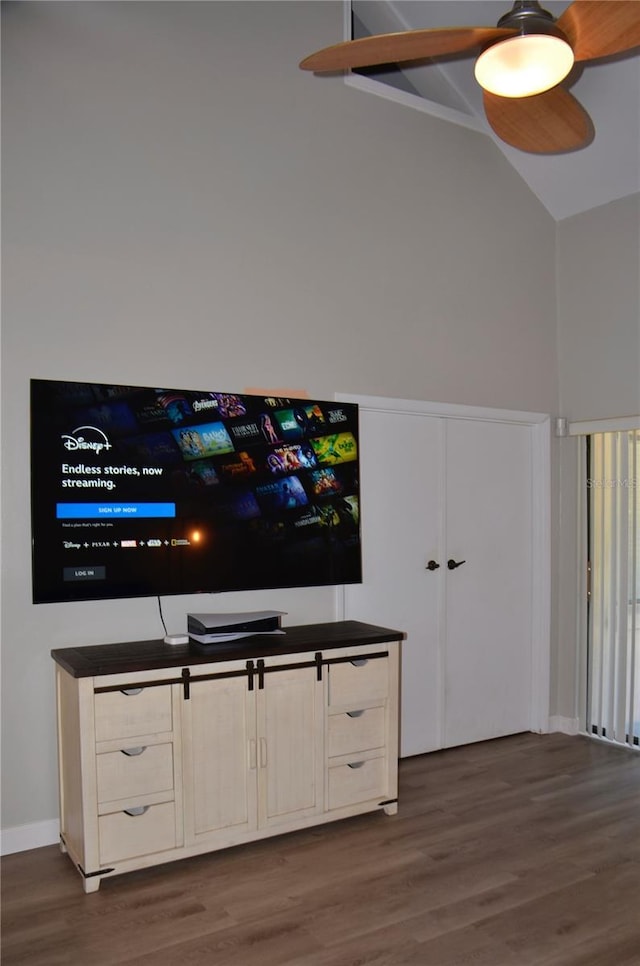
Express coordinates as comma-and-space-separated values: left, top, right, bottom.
475, 34, 574, 98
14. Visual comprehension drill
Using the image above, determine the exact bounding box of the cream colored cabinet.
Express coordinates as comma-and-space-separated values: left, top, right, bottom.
53, 622, 401, 893
182, 657, 323, 847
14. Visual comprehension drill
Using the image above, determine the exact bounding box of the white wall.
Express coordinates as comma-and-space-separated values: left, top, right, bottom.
557, 195, 640, 422
552, 195, 640, 723
1, 1, 559, 842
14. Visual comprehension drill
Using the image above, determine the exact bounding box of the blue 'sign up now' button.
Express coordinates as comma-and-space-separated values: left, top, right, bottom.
56, 503, 176, 519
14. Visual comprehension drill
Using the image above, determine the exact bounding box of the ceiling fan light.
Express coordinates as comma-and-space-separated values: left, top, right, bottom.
474, 34, 574, 98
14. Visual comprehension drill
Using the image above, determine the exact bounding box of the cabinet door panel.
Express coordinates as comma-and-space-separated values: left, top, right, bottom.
185, 677, 256, 839
259, 667, 323, 825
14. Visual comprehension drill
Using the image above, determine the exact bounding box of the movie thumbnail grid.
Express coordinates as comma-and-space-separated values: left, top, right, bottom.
46, 384, 360, 535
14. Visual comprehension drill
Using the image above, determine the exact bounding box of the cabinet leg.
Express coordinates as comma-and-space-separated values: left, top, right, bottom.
383, 802, 398, 816
83, 876, 101, 894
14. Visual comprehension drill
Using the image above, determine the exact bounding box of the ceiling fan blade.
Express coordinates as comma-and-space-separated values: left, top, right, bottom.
557, 1, 640, 62
483, 87, 594, 153
299, 27, 515, 72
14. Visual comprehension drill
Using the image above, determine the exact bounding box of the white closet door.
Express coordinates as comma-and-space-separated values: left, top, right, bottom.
344, 409, 442, 756
344, 403, 538, 757
443, 418, 533, 747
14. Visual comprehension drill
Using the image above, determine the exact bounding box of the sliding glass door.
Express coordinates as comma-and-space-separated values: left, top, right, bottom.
587, 430, 640, 748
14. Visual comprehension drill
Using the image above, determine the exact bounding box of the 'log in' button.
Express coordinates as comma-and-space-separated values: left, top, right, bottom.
63, 566, 106, 582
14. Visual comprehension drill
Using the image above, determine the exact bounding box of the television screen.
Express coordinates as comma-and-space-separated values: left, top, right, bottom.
30, 379, 362, 603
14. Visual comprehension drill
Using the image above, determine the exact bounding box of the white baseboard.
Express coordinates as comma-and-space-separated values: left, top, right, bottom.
548, 715, 580, 735
1, 819, 59, 856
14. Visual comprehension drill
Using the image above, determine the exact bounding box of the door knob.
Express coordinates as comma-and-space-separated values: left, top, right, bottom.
426, 560, 440, 571
447, 558, 466, 570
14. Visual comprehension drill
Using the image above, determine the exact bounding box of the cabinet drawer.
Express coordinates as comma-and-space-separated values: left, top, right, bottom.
94, 687, 172, 742
328, 707, 385, 758
328, 757, 386, 810
328, 657, 388, 708
96, 743, 174, 805
99, 801, 176, 863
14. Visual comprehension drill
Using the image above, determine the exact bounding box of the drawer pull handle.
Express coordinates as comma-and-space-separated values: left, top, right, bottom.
347, 761, 366, 769
121, 746, 146, 757
350, 659, 368, 668
120, 688, 143, 696
123, 806, 149, 817
346, 710, 365, 718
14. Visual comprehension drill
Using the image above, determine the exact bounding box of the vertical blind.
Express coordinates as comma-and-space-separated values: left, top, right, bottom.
587, 430, 640, 747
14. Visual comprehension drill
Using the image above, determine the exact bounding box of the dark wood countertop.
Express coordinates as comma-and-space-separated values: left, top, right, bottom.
51, 620, 405, 678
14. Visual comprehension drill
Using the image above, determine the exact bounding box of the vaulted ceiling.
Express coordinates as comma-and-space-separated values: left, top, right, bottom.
351, 1, 640, 220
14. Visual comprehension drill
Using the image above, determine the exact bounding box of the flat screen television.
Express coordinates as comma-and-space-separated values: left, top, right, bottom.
30, 379, 362, 604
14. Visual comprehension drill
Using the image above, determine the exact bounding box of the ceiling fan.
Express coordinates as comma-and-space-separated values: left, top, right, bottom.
299, 1, 640, 153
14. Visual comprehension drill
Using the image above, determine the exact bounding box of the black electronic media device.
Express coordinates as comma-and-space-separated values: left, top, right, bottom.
30, 379, 362, 604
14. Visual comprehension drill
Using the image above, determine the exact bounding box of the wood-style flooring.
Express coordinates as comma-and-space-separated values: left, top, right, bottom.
2, 733, 640, 966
